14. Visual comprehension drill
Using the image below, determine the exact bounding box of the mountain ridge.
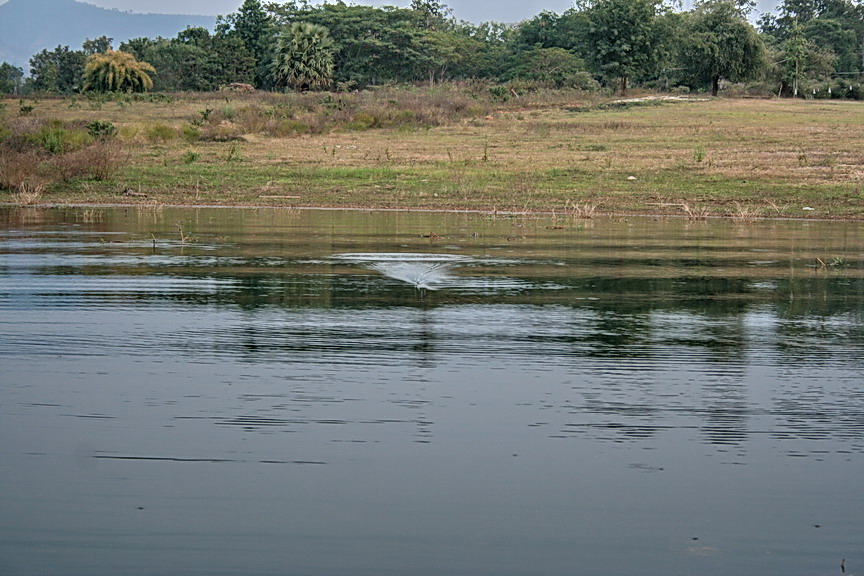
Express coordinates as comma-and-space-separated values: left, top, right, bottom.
0, 0, 215, 71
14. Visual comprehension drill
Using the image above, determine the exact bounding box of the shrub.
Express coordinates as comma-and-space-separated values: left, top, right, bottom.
812, 79, 864, 100
50, 140, 120, 181
0, 115, 121, 190
346, 112, 376, 130
181, 125, 200, 143
0, 150, 40, 190
29, 122, 92, 154
198, 123, 245, 142
236, 107, 267, 133
86, 120, 118, 140
266, 118, 311, 137
146, 123, 176, 142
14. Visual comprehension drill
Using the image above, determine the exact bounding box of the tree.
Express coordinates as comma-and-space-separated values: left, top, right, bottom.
83, 36, 114, 56
514, 9, 591, 54
271, 22, 335, 91
268, 3, 430, 87
119, 37, 156, 62
760, 0, 863, 80
680, 0, 767, 96
124, 28, 256, 92
29, 45, 86, 93
783, 22, 809, 96
502, 47, 596, 89
450, 21, 515, 80
411, 0, 452, 30
82, 50, 156, 93
217, 0, 275, 88
0, 62, 24, 94
582, 0, 671, 95
802, 18, 861, 74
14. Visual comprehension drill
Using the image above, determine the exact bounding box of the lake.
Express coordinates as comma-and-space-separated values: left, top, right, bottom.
1, 206, 862, 576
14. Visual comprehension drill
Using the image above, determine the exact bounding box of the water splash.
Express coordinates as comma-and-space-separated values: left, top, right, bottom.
334, 253, 470, 291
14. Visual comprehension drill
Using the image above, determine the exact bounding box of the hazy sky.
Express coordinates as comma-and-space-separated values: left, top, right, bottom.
77, 0, 779, 23
77, 1, 574, 22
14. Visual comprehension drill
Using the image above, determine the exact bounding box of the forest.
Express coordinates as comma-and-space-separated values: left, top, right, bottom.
1, 0, 863, 98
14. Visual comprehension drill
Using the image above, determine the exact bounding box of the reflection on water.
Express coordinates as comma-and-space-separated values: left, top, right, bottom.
0, 206, 863, 576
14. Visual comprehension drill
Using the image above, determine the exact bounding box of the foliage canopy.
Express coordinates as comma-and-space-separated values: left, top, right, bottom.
681, 0, 768, 96
7, 0, 864, 99
83, 50, 155, 93
582, 0, 671, 94
271, 22, 336, 91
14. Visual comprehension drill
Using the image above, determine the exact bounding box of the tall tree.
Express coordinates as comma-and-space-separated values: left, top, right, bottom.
582, 0, 671, 95
271, 22, 335, 91
802, 18, 861, 74
514, 9, 590, 53
82, 36, 114, 56
411, 0, 452, 30
760, 0, 863, 79
29, 45, 86, 93
82, 50, 155, 93
218, 0, 275, 88
450, 21, 515, 80
119, 37, 156, 62
680, 0, 767, 96
126, 28, 256, 91
138, 40, 208, 91
0, 62, 24, 94
781, 22, 814, 96
268, 3, 428, 87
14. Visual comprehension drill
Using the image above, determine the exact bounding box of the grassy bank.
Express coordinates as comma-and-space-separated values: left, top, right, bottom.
2, 87, 864, 219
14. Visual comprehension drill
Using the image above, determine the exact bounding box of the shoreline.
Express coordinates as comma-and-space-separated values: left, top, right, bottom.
2, 201, 858, 223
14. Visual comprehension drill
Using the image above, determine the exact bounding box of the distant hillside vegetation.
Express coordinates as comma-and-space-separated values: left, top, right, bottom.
0, 0, 214, 71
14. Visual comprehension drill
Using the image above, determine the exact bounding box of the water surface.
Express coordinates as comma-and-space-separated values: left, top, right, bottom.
1, 206, 862, 576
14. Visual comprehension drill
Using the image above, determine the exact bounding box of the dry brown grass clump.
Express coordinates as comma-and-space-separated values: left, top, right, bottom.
0, 113, 123, 196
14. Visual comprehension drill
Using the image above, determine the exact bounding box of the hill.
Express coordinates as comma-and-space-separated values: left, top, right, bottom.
0, 0, 214, 72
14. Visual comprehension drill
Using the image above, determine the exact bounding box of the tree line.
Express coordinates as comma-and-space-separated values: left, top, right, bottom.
1, 0, 862, 98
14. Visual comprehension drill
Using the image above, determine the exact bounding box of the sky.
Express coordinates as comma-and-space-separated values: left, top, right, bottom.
75, 0, 780, 23
77, 0, 573, 23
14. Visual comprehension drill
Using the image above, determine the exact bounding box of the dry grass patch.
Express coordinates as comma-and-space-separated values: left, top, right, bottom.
4, 93, 863, 217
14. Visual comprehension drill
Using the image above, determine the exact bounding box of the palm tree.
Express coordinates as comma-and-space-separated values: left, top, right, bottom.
83, 50, 156, 93
270, 22, 335, 91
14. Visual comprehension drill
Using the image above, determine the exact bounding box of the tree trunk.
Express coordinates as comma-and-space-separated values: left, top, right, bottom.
793, 59, 799, 97
711, 76, 720, 97
620, 76, 628, 97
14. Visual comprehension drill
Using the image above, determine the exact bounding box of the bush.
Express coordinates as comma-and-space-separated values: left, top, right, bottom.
198, 123, 245, 142
181, 125, 200, 143
0, 149, 40, 190
346, 112, 376, 130
812, 79, 864, 100
45, 140, 120, 182
236, 107, 267, 133
266, 118, 312, 137
29, 121, 92, 154
0, 115, 121, 190
146, 123, 176, 142
87, 120, 118, 140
